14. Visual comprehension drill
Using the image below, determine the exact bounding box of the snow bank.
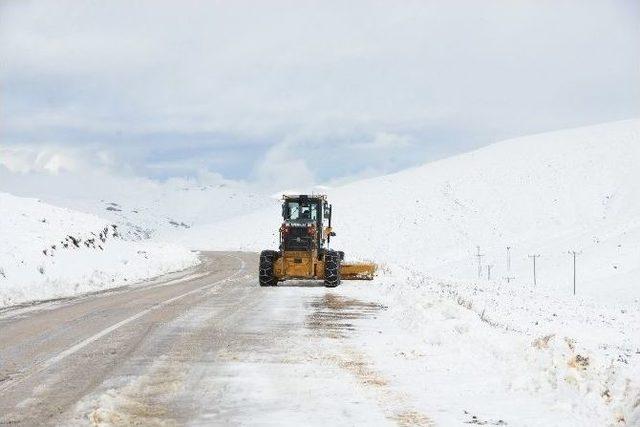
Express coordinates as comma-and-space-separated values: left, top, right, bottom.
339, 265, 640, 425
0, 192, 198, 308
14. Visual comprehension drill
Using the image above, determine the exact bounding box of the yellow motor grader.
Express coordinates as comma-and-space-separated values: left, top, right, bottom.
259, 194, 376, 287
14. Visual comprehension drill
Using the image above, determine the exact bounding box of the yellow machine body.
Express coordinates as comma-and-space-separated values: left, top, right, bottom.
259, 194, 377, 287
273, 250, 377, 281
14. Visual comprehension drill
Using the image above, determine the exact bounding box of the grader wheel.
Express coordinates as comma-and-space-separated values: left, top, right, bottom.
259, 250, 278, 287
324, 250, 341, 288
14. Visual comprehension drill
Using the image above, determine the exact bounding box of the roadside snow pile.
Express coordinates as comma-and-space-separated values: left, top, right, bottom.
0, 192, 198, 308
339, 266, 640, 425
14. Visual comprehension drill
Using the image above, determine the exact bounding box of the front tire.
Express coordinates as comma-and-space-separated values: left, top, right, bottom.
324, 250, 341, 288
259, 250, 279, 287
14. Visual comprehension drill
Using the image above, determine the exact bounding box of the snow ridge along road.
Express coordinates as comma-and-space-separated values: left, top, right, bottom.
0, 252, 430, 426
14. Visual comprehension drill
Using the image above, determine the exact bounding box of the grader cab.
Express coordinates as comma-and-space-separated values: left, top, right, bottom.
259, 195, 377, 287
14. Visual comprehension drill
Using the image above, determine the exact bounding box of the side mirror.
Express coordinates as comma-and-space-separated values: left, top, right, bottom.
329, 231, 336, 237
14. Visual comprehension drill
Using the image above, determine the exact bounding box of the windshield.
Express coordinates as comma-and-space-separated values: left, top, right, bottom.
285, 201, 318, 222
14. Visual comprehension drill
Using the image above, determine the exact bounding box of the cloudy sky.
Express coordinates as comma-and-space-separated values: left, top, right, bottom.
1, 0, 638, 188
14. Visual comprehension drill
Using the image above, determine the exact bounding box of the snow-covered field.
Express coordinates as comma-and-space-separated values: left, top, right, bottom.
0, 192, 198, 308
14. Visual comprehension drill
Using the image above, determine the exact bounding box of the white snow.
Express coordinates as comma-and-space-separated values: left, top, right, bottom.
184, 119, 640, 425
0, 192, 198, 308
338, 265, 640, 425
2, 119, 639, 424
0, 173, 271, 308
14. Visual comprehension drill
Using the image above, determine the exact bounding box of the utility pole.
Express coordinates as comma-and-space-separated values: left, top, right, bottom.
476, 246, 485, 280
506, 246, 512, 272
528, 254, 540, 287
568, 251, 581, 295
487, 264, 493, 281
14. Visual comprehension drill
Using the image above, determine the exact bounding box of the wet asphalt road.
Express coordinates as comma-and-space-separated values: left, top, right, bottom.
0, 252, 423, 426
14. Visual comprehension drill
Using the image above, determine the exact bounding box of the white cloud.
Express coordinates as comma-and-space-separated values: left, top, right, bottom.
255, 138, 316, 190
0, 144, 130, 177
0, 0, 638, 185
0, 146, 79, 174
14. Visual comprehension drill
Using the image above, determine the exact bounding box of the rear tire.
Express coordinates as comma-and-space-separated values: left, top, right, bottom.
259, 250, 279, 287
324, 250, 341, 288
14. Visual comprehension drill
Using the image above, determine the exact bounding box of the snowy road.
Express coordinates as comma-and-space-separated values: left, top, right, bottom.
0, 252, 430, 426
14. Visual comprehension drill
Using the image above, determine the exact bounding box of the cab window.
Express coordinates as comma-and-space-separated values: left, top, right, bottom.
286, 201, 318, 221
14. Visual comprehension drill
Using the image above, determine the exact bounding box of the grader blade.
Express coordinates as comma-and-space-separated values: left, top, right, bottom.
340, 262, 377, 280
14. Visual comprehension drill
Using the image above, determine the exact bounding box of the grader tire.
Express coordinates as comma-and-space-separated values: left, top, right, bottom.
259, 250, 279, 287
324, 250, 341, 288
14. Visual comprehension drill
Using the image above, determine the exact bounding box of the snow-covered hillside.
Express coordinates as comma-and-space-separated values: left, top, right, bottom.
67, 182, 271, 242
189, 119, 640, 301
0, 192, 198, 308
